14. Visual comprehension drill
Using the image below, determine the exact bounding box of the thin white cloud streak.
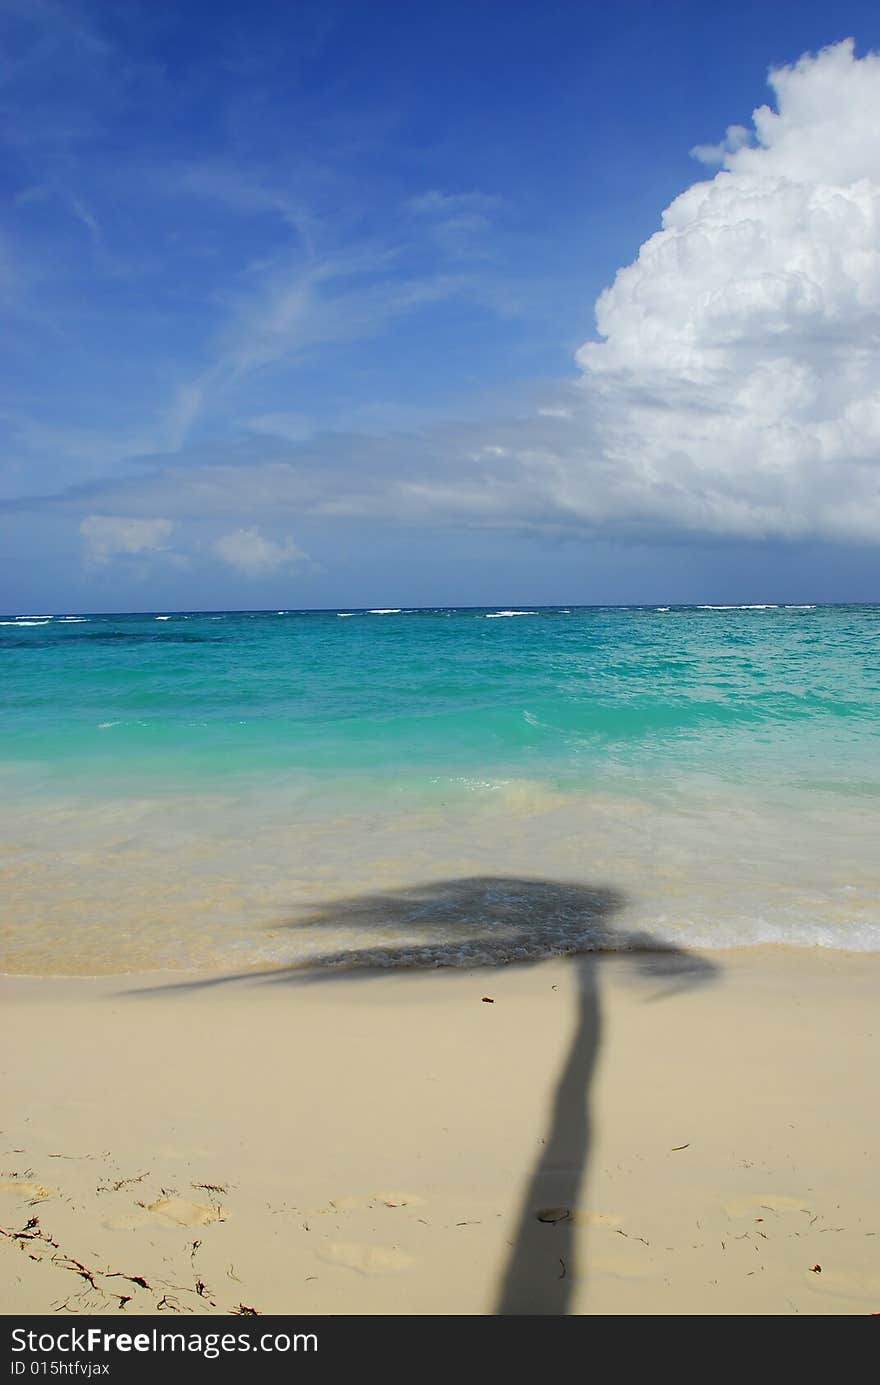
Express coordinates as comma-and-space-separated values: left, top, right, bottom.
157, 262, 465, 452
407, 189, 498, 257
69, 196, 102, 247
151, 181, 493, 449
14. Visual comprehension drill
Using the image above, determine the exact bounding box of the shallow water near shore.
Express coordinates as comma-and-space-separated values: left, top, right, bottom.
2, 603, 879, 973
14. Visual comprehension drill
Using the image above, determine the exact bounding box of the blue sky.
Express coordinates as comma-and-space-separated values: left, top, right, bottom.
4, 0, 880, 610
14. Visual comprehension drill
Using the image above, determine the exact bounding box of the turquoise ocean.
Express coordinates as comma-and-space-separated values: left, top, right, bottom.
2, 603, 879, 974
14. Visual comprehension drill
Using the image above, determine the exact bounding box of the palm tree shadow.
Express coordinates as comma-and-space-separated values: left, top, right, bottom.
130, 874, 718, 1314
494, 940, 715, 1315
496, 951, 600, 1315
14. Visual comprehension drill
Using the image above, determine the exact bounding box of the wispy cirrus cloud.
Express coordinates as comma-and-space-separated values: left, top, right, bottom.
407, 189, 498, 257
0, 1, 510, 471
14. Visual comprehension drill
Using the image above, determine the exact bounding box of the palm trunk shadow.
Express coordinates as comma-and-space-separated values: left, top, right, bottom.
496, 955, 599, 1315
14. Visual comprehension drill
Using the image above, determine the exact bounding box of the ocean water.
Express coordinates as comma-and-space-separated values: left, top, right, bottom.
1, 604, 879, 975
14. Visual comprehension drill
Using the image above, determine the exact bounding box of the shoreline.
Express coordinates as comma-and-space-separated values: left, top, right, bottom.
2, 946, 879, 1315
3, 936, 879, 983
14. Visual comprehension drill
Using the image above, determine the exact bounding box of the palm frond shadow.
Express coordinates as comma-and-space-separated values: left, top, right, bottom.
129, 875, 718, 1313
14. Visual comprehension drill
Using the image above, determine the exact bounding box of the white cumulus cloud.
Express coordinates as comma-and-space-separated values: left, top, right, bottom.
80, 514, 174, 563
213, 527, 306, 576
568, 38, 880, 542
690, 123, 751, 166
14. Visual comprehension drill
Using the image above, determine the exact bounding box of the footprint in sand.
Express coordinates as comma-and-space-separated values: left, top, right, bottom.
573, 1209, 624, 1229
316, 1242, 415, 1275
0, 1178, 52, 1202
591, 1255, 658, 1281
803, 1264, 880, 1303
376, 1191, 426, 1208
105, 1195, 225, 1230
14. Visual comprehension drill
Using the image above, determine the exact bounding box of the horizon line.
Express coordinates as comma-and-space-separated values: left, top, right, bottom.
4, 600, 871, 619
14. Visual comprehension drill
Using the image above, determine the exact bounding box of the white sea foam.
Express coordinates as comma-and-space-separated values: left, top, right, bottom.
437, 775, 506, 792
155, 615, 171, 620
484, 610, 536, 618
785, 604, 817, 610
369, 608, 401, 614
59, 616, 88, 622
2, 619, 51, 626
522, 710, 555, 730
655, 606, 670, 612
698, 603, 779, 610
337, 613, 355, 617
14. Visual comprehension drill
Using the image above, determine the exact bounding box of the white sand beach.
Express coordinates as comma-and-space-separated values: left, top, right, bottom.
2, 946, 878, 1316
